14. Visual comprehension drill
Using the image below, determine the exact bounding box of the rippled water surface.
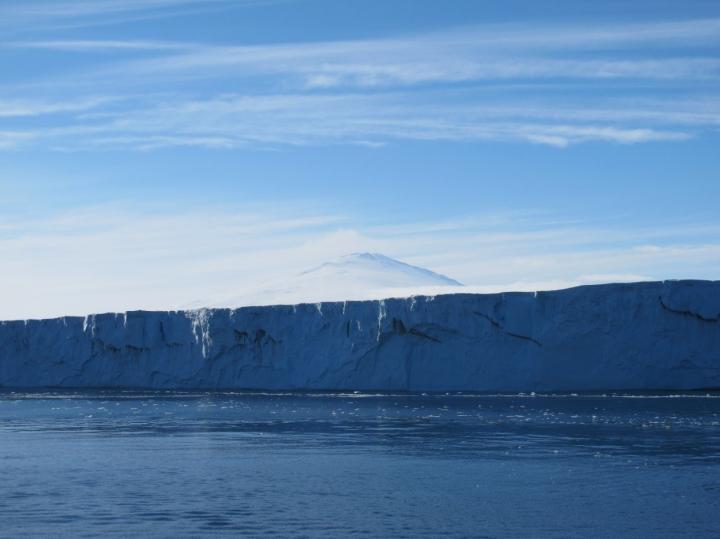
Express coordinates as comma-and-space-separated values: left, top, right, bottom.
1, 390, 719, 538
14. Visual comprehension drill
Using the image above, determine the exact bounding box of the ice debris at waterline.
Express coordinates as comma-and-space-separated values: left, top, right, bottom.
1, 280, 718, 391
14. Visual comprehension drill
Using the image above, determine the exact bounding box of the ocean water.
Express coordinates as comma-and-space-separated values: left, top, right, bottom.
1, 391, 719, 538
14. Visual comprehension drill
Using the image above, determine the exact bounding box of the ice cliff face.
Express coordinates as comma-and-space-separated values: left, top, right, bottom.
1, 280, 718, 391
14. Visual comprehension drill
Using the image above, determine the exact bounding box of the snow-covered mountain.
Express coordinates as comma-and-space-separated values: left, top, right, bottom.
201, 253, 464, 308
298, 252, 461, 288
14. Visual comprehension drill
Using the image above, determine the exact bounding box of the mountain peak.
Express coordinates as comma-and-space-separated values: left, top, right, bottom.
302, 252, 462, 287
197, 253, 463, 309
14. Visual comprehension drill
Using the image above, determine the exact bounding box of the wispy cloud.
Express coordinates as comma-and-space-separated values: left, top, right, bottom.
57, 20, 719, 89
8, 18, 720, 89
7, 40, 194, 52
2, 18, 718, 150
14, 17, 720, 50
0, 0, 279, 30
1, 0, 222, 17
0, 97, 117, 118
0, 93, 701, 150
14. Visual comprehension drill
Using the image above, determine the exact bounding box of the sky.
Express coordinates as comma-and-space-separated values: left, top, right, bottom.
1, 0, 719, 319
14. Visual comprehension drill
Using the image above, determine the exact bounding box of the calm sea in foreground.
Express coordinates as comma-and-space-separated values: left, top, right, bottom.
1, 390, 719, 538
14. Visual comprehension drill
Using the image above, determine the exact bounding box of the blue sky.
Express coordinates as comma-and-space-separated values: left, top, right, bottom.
1, 0, 719, 319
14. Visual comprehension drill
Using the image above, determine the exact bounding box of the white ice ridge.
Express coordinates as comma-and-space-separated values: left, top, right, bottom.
1, 280, 718, 391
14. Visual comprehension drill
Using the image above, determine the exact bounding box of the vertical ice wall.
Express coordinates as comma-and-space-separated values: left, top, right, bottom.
0, 280, 718, 391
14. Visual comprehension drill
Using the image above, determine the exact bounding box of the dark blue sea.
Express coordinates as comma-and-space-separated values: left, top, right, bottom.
1, 390, 719, 538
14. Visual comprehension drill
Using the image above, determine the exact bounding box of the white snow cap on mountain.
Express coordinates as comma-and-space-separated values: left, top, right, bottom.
202, 253, 464, 308
300, 252, 462, 287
